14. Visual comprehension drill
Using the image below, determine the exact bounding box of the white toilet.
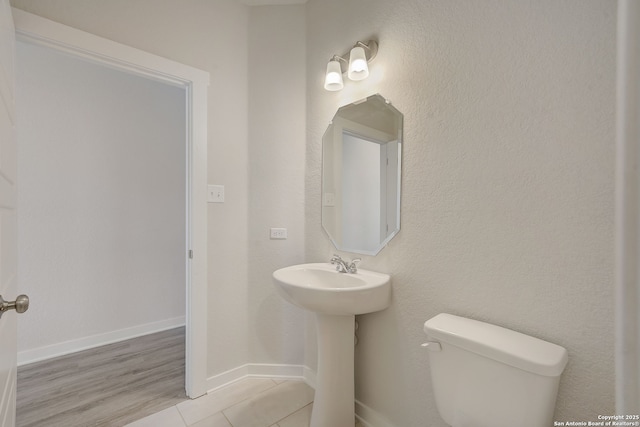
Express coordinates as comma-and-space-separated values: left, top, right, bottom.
423, 313, 568, 427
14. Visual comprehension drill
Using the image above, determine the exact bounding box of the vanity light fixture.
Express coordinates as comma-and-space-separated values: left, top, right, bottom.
323, 40, 378, 91
324, 56, 346, 91
348, 43, 370, 81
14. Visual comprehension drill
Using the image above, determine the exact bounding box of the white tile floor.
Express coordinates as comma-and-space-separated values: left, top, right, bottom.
124, 378, 364, 427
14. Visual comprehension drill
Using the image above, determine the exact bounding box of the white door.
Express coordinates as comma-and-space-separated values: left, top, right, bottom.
0, 2, 26, 426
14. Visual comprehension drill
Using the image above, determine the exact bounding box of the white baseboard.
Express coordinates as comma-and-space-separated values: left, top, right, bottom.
17, 316, 185, 366
302, 365, 317, 389
355, 399, 397, 427
205, 363, 310, 393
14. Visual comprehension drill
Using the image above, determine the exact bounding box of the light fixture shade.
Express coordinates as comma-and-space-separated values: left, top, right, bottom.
324, 59, 344, 91
348, 46, 369, 81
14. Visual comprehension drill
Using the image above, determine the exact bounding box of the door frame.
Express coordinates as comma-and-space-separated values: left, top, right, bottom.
12, 8, 210, 398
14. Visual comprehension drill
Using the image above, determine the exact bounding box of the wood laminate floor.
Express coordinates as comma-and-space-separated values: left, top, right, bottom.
16, 327, 187, 427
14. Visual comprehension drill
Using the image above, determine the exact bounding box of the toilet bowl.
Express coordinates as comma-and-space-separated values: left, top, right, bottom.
423, 313, 568, 427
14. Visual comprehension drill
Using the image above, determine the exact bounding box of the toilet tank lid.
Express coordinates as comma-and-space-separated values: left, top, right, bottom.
424, 313, 568, 377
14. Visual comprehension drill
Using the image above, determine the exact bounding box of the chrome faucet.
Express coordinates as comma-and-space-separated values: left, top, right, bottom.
330, 254, 361, 274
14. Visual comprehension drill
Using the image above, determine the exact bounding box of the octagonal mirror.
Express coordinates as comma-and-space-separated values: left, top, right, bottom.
322, 94, 403, 255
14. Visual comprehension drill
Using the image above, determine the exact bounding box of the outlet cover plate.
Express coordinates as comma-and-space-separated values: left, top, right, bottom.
270, 228, 287, 239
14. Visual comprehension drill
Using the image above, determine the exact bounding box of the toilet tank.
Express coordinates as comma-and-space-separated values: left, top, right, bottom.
423, 313, 568, 427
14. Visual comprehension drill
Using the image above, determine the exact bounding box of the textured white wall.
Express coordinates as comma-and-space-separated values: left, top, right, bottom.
305, 0, 615, 424
15, 41, 185, 352
247, 5, 307, 366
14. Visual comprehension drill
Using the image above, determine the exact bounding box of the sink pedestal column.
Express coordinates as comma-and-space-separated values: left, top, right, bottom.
311, 313, 356, 427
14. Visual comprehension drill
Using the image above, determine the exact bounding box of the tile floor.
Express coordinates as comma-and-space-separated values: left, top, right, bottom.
124, 378, 364, 427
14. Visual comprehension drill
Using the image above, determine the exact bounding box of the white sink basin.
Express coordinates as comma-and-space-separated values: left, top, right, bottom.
272, 263, 391, 315
272, 262, 391, 427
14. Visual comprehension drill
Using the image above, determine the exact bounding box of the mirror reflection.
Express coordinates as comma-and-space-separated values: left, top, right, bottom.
322, 94, 403, 255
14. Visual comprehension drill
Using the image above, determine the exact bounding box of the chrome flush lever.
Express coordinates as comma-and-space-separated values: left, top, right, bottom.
421, 341, 442, 351
0, 294, 29, 319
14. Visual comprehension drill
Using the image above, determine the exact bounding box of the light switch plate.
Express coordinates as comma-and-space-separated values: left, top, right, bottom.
208, 185, 224, 203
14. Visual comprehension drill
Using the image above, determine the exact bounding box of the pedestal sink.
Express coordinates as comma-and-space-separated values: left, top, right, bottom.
272, 263, 391, 427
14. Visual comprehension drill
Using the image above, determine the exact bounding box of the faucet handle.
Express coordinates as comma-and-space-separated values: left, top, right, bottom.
348, 258, 361, 273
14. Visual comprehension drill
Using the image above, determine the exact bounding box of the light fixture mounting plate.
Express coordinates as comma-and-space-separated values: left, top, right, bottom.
359, 40, 378, 62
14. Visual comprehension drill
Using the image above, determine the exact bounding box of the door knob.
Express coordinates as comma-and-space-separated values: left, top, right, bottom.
0, 294, 29, 319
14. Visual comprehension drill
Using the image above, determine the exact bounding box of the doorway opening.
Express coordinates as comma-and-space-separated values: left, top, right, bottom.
13, 8, 209, 398
16, 37, 186, 364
